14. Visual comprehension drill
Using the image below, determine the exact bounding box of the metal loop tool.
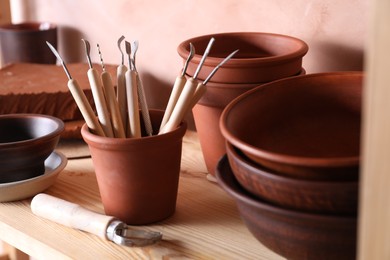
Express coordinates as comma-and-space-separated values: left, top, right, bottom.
31, 193, 163, 247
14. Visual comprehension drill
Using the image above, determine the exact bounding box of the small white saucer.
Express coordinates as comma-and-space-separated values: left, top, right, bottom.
0, 151, 67, 202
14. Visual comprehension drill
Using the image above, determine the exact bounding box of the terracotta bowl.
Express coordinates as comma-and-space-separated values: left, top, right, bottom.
178, 32, 308, 83
0, 114, 64, 183
220, 72, 362, 181
216, 155, 357, 260
226, 142, 358, 215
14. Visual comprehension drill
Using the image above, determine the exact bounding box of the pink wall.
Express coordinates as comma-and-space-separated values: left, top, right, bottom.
10, 0, 368, 125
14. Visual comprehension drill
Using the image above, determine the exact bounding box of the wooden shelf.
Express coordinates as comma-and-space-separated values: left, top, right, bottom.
0, 131, 282, 259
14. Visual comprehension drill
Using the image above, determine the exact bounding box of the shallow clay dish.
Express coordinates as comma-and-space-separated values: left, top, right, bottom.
178, 32, 308, 83
220, 72, 362, 181
0, 114, 64, 183
0, 151, 67, 202
216, 155, 357, 260
226, 142, 358, 215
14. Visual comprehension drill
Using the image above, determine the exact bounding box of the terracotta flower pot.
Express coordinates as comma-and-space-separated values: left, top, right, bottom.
192, 69, 306, 176
178, 32, 308, 177
178, 32, 308, 84
81, 110, 187, 225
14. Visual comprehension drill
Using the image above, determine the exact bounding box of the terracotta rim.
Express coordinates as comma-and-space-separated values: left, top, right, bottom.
81, 109, 187, 146
177, 32, 309, 66
0, 22, 57, 32
220, 72, 362, 168
216, 155, 357, 221
0, 114, 64, 147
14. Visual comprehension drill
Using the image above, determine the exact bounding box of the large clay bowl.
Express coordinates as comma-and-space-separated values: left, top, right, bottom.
220, 72, 362, 181
0, 114, 64, 183
216, 155, 357, 260
178, 32, 308, 83
226, 142, 358, 215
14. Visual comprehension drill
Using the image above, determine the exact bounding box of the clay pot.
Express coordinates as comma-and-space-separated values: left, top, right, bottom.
0, 22, 57, 65
0, 114, 64, 183
178, 32, 308, 84
81, 110, 187, 225
192, 69, 305, 176
216, 156, 357, 260
220, 72, 362, 181
178, 32, 308, 176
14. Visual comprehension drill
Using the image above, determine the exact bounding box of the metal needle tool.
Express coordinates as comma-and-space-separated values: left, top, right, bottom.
97, 44, 126, 138
116, 36, 128, 130
82, 39, 113, 138
159, 37, 215, 135
46, 41, 105, 136
125, 41, 141, 138
159, 42, 195, 131
132, 41, 153, 136
31, 193, 162, 247
187, 49, 239, 114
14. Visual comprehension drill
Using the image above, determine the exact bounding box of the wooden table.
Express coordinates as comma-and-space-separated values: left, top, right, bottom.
0, 131, 282, 259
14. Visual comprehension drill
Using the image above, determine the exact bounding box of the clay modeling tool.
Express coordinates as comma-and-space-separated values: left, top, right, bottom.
187, 49, 240, 113
159, 42, 195, 131
132, 41, 153, 136
116, 35, 128, 130
82, 39, 114, 138
46, 41, 105, 137
125, 41, 141, 138
31, 193, 162, 247
159, 37, 215, 134
97, 44, 126, 138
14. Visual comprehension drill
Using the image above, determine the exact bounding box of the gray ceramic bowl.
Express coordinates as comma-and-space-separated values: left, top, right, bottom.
216, 155, 357, 260
0, 114, 64, 183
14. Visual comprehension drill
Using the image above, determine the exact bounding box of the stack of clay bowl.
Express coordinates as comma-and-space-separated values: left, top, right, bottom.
218, 72, 362, 260
177, 32, 308, 177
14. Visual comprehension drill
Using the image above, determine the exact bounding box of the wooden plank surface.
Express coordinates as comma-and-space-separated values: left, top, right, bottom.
358, 0, 390, 259
0, 131, 282, 259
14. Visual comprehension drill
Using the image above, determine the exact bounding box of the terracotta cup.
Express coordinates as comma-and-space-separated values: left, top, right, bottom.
81, 110, 187, 225
0, 22, 57, 66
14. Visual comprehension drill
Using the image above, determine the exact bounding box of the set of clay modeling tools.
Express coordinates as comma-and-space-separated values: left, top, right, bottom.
47, 37, 238, 138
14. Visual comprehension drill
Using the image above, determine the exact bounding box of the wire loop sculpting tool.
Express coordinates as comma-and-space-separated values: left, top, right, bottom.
125, 41, 141, 138
116, 35, 129, 131
31, 194, 162, 247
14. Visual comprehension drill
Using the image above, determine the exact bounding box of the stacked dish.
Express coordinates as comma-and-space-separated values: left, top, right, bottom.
218, 72, 362, 259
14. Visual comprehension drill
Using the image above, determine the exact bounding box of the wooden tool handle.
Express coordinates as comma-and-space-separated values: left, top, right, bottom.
159, 78, 198, 134
125, 70, 141, 138
136, 74, 153, 136
67, 79, 105, 136
159, 75, 186, 131
117, 65, 128, 130
31, 193, 115, 240
87, 68, 113, 137
187, 82, 207, 114
102, 71, 126, 138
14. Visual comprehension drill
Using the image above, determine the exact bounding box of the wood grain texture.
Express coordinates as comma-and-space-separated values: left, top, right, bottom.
358, 0, 390, 259
0, 131, 282, 259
